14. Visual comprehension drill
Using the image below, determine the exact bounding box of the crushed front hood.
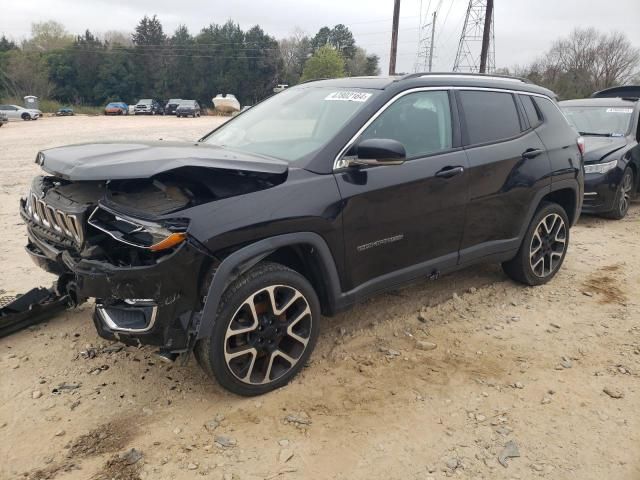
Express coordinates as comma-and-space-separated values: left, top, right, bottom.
582, 136, 628, 164
39, 141, 288, 180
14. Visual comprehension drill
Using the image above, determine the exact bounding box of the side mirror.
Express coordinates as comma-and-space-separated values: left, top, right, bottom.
348, 138, 406, 167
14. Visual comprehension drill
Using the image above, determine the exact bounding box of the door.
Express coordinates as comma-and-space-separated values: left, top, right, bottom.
456, 89, 552, 262
335, 89, 469, 292
0, 105, 18, 119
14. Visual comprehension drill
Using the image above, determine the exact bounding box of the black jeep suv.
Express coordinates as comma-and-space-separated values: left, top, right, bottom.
560, 86, 640, 219
20, 74, 583, 396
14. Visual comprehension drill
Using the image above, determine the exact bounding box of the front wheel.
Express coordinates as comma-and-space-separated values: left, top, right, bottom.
502, 202, 569, 286
21, 113, 31, 121
195, 262, 320, 396
604, 166, 634, 220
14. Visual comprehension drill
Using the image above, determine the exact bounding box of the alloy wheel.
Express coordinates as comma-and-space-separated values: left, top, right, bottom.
529, 213, 567, 278
224, 285, 312, 385
619, 170, 633, 215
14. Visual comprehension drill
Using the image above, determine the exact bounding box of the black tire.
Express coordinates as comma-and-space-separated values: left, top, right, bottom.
604, 166, 634, 220
195, 262, 320, 396
21, 113, 31, 121
502, 202, 570, 286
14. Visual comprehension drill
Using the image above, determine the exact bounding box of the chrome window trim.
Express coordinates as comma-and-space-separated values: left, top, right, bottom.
333, 86, 555, 171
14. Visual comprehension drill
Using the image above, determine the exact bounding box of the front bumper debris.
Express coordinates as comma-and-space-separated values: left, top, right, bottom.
0, 285, 71, 338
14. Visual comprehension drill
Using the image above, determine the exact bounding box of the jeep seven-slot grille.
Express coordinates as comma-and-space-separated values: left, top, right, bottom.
27, 193, 84, 244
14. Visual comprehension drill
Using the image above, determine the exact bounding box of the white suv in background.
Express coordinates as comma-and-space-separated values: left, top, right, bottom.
0, 104, 42, 121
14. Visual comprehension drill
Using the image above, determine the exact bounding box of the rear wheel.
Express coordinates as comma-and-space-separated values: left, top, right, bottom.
195, 262, 320, 396
502, 202, 569, 286
604, 166, 634, 220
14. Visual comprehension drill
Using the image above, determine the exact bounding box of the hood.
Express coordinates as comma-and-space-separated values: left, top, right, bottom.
39, 141, 288, 181
582, 136, 628, 163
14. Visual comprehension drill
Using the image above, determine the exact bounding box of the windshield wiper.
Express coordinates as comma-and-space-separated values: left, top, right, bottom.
578, 131, 613, 137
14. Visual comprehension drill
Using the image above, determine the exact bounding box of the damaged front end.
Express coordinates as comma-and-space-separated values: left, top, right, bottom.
20, 174, 211, 352
19, 143, 288, 353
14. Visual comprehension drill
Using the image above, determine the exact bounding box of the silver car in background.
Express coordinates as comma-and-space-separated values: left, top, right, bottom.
0, 104, 42, 121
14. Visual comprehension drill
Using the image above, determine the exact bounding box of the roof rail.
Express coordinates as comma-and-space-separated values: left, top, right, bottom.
398, 72, 532, 84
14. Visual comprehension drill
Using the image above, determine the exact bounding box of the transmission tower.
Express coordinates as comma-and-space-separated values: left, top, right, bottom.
414, 4, 437, 72
453, 0, 495, 73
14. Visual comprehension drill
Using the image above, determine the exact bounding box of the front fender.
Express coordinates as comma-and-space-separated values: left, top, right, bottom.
195, 232, 342, 340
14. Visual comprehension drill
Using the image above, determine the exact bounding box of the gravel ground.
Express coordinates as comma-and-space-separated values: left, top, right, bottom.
1, 115, 639, 480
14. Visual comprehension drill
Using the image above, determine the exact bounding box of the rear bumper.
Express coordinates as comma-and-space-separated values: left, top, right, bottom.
23, 213, 212, 351
581, 168, 623, 214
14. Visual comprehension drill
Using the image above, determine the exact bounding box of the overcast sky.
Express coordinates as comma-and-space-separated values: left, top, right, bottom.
2, 0, 639, 74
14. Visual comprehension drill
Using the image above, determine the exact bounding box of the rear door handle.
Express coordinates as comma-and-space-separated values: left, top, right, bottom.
522, 148, 544, 159
435, 166, 465, 178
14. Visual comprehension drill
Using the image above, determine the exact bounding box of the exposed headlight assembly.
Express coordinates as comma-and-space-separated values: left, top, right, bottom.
88, 205, 188, 251
584, 159, 618, 175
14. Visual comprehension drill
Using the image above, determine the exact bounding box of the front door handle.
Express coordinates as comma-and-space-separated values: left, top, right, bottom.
435, 166, 465, 178
522, 148, 544, 159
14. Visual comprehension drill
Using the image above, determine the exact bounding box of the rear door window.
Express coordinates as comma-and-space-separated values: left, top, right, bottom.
520, 95, 543, 128
459, 90, 521, 145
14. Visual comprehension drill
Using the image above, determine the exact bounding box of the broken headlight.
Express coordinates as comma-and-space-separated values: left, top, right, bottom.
88, 205, 188, 251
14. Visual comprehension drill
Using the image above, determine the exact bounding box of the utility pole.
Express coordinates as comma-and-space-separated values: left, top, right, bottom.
453, 0, 495, 73
428, 10, 437, 72
389, 0, 401, 75
479, 0, 493, 73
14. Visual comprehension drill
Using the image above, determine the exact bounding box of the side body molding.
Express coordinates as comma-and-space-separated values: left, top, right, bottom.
196, 232, 342, 340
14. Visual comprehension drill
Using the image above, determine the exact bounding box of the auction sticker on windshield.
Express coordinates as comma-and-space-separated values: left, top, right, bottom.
606, 108, 633, 113
325, 91, 372, 102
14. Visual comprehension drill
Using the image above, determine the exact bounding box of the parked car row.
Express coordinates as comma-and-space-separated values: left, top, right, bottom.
101, 98, 202, 117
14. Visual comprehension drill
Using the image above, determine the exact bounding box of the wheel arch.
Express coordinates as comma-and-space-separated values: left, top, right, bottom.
196, 233, 342, 340
541, 187, 577, 224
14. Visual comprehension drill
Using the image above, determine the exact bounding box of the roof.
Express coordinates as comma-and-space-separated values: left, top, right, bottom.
591, 85, 640, 99
559, 97, 638, 107
301, 73, 555, 97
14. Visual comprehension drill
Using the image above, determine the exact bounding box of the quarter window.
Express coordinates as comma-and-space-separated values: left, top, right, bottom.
459, 91, 521, 145
520, 95, 543, 128
358, 91, 453, 158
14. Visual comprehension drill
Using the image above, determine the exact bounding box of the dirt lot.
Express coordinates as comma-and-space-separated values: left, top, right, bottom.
1, 116, 639, 480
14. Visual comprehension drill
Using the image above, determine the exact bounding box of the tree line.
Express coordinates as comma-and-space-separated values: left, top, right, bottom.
0, 18, 380, 107
499, 28, 640, 100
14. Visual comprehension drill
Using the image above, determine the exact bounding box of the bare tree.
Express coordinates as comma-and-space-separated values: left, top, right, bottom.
513, 28, 640, 99
22, 20, 73, 51
278, 28, 312, 85
596, 32, 640, 88
102, 30, 134, 48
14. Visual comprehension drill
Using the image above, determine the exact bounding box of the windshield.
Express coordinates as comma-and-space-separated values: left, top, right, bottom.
562, 106, 633, 136
106, 103, 121, 107
203, 86, 379, 162
138, 99, 152, 104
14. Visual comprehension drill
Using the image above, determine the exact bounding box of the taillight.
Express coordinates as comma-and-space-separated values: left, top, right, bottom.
577, 136, 585, 156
